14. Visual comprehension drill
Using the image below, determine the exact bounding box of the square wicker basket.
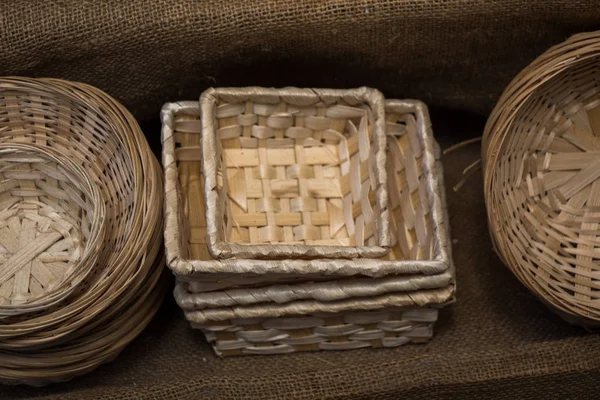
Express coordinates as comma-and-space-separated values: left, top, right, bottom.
162, 92, 455, 356
200, 87, 390, 260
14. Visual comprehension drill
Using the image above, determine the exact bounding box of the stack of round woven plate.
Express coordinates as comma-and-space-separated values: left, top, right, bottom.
0, 77, 166, 385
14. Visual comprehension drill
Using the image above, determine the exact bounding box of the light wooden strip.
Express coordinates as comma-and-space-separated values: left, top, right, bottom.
226, 168, 248, 212
558, 159, 600, 199
175, 147, 202, 161
304, 116, 331, 130
255, 198, 282, 213
173, 119, 202, 133
251, 125, 275, 139
216, 102, 245, 118
290, 196, 317, 212
270, 179, 299, 197
346, 134, 359, 158
266, 148, 295, 166
218, 125, 242, 139
562, 123, 598, 151
285, 127, 313, 139
266, 114, 294, 129
293, 224, 320, 241
252, 165, 277, 179
545, 152, 600, 170
327, 198, 345, 236
223, 148, 259, 167
326, 105, 366, 119
232, 212, 331, 227
307, 179, 342, 198
343, 193, 355, 237
358, 116, 370, 162
13, 217, 36, 295
258, 225, 284, 242
245, 180, 263, 198
30, 258, 56, 288
237, 113, 257, 126
266, 138, 294, 148
303, 146, 339, 165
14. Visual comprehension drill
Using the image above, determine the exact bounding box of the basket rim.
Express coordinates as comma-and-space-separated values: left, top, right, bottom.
177, 283, 455, 323
162, 97, 454, 278
199, 86, 391, 260
176, 270, 455, 312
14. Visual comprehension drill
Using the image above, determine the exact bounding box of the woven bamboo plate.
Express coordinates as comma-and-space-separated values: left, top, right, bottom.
163, 96, 454, 355
0, 77, 165, 385
0, 143, 106, 317
200, 87, 390, 260
483, 31, 600, 326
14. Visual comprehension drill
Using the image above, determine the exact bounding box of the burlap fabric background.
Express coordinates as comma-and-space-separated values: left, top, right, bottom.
2, 0, 600, 398
1, 0, 599, 124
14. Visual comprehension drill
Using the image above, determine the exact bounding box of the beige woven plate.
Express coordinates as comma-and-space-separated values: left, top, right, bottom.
484, 31, 600, 326
0, 143, 106, 317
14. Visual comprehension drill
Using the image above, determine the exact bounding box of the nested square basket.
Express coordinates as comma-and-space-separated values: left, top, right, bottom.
162, 88, 455, 356
200, 87, 390, 260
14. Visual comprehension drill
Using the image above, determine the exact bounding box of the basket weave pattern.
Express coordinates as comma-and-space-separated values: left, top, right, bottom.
163, 93, 454, 355
201, 87, 390, 260
0, 78, 166, 385
484, 32, 600, 325
0, 144, 105, 316
191, 307, 439, 356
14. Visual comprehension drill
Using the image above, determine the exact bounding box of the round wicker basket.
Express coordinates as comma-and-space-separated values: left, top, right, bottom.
0, 77, 166, 385
484, 31, 600, 326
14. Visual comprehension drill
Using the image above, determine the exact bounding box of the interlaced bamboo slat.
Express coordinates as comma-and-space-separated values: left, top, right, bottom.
0, 143, 105, 317
200, 87, 391, 260
483, 31, 600, 326
0, 77, 166, 385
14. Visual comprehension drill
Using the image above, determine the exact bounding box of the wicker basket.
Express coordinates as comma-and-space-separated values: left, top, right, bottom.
163, 93, 454, 355
483, 31, 600, 327
200, 87, 390, 260
0, 77, 166, 385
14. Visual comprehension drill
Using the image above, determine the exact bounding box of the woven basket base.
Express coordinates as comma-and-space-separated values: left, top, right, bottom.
192, 306, 439, 356
0, 201, 84, 308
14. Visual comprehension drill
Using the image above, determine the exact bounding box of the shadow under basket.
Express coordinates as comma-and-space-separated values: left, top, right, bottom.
162, 91, 455, 356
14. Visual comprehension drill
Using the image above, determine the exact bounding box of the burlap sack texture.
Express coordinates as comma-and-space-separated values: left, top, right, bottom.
2, 1, 600, 398
1, 0, 599, 125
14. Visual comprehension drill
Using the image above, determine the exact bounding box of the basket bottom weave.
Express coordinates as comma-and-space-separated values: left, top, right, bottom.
190, 307, 438, 356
